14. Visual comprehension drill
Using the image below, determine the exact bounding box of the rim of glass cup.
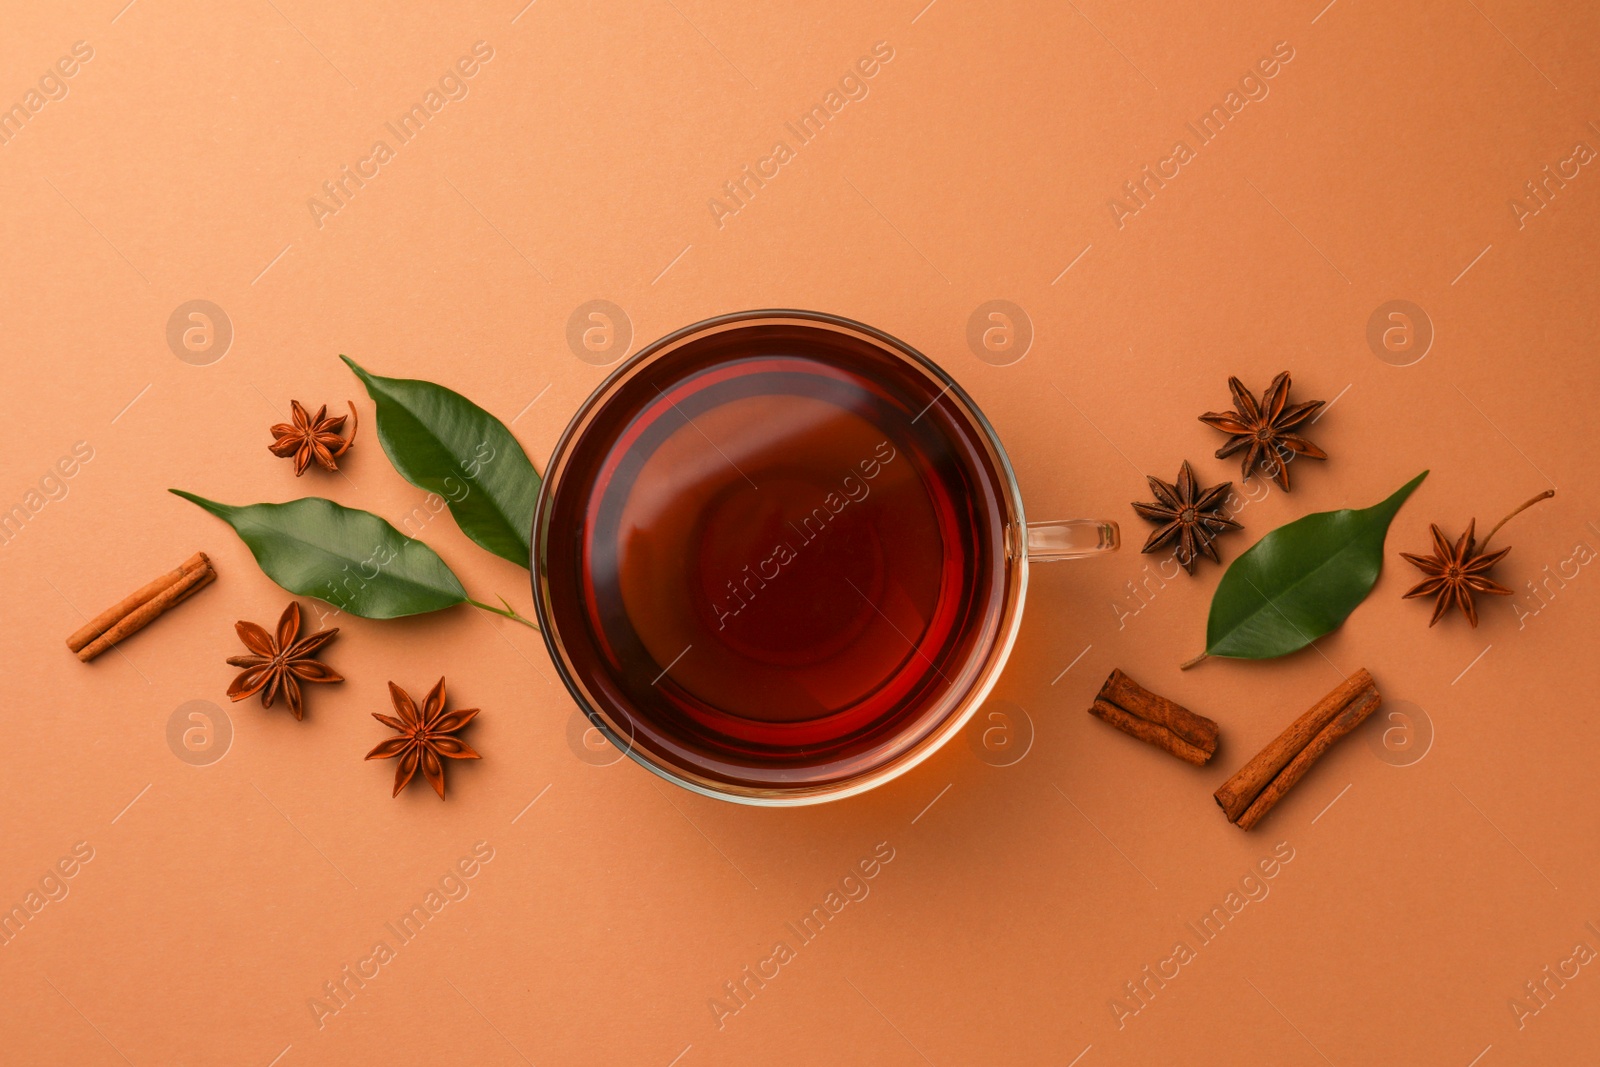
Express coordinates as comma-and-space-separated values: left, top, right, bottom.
531, 309, 1031, 805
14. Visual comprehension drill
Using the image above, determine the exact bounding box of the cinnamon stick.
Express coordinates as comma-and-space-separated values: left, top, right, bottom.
1088, 668, 1219, 765
69, 552, 215, 662
1214, 668, 1380, 829
67, 551, 209, 650
1234, 686, 1381, 830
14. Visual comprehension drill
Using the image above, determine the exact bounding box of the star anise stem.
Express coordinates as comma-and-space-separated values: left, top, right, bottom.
340, 401, 358, 453
1480, 489, 1555, 552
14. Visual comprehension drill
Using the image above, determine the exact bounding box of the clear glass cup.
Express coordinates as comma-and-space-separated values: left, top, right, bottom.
532, 310, 1118, 805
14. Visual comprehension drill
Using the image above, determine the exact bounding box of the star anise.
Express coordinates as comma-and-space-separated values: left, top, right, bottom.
1400, 522, 1510, 627
269, 400, 358, 475
365, 678, 481, 799
1401, 490, 1554, 627
226, 602, 343, 719
1199, 372, 1326, 490
1131, 460, 1241, 574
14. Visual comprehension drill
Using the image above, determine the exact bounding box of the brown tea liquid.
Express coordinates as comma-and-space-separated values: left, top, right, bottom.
539, 322, 1012, 790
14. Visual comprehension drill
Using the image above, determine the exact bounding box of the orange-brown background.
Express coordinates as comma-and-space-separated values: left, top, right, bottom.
3, 0, 1598, 1063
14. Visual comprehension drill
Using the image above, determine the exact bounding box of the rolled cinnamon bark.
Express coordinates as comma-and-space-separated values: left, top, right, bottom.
67, 552, 211, 651
70, 552, 215, 662
1088, 668, 1219, 765
1091, 699, 1214, 765
1214, 668, 1380, 829
1234, 685, 1381, 830
1213, 668, 1372, 821
1099, 668, 1219, 752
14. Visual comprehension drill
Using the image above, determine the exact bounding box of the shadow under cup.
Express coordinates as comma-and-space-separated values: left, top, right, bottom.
533, 312, 1027, 804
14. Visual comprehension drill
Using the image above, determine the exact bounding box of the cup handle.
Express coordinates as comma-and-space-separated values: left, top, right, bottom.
1024, 520, 1120, 562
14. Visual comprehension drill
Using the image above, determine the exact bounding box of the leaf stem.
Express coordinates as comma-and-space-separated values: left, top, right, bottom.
1479, 489, 1555, 552
467, 596, 540, 631
1179, 651, 1210, 670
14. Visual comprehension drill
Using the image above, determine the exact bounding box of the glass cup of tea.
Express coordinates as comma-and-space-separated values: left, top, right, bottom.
532, 311, 1118, 805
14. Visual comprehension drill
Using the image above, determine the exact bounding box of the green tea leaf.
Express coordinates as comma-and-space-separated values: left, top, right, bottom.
342, 355, 539, 567
1202, 471, 1428, 661
170, 491, 468, 618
